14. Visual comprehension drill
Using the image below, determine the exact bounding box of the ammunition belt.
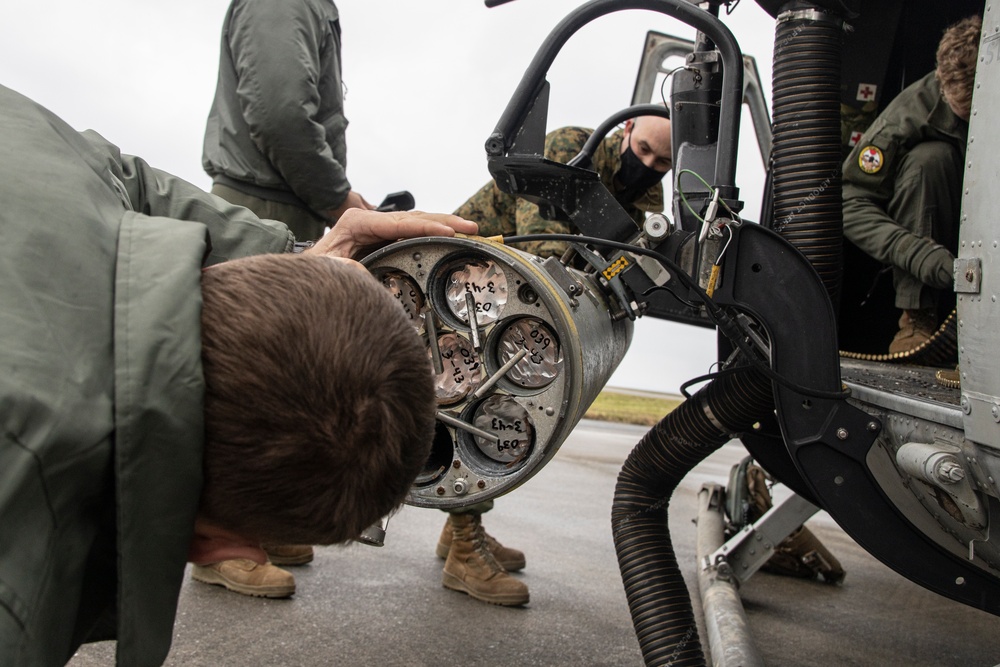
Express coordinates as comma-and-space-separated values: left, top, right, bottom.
839, 309, 958, 367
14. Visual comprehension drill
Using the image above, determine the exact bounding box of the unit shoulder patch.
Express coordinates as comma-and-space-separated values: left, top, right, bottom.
859, 145, 884, 174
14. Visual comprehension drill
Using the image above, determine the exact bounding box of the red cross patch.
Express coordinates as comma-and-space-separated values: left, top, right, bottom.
857, 83, 878, 102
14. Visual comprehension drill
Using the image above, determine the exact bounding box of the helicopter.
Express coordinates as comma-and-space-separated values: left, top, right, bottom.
365, 0, 997, 663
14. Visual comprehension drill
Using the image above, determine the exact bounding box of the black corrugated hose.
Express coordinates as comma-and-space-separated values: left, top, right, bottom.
770, 10, 845, 305
612, 369, 773, 666
612, 7, 845, 666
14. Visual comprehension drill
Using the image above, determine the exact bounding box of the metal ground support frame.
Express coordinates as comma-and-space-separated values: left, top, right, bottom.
696, 483, 764, 667
710, 483, 821, 586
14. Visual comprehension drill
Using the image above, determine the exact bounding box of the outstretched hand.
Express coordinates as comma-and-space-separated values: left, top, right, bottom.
306, 209, 479, 260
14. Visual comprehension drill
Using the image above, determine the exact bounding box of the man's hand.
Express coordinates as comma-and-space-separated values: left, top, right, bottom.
306, 209, 479, 259
922, 245, 956, 290
325, 190, 375, 223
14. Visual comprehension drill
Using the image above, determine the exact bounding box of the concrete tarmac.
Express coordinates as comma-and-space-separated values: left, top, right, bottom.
70, 420, 1000, 666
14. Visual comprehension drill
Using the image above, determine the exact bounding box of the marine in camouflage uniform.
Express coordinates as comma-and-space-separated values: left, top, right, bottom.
455, 126, 665, 257
437, 122, 668, 606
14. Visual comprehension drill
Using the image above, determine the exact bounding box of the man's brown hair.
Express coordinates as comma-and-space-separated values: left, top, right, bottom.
199, 253, 435, 545
936, 15, 982, 119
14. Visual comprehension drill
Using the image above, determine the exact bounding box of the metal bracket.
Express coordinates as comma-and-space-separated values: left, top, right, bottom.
954, 257, 982, 294
708, 487, 820, 586
568, 243, 638, 320
538, 256, 585, 304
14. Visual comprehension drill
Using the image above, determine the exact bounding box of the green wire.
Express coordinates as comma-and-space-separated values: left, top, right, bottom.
677, 167, 715, 190
675, 168, 742, 224
675, 168, 711, 224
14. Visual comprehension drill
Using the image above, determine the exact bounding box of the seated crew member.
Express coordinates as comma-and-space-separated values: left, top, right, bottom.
842, 15, 980, 355
435, 114, 673, 607
0, 82, 478, 667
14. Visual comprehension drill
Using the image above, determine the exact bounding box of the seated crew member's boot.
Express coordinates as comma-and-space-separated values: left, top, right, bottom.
436, 515, 526, 572
746, 464, 845, 584
191, 558, 296, 598
889, 308, 938, 355
442, 514, 529, 606
763, 525, 846, 584
263, 544, 315, 566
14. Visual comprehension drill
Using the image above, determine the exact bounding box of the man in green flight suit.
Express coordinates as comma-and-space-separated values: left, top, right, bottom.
200, 0, 380, 599
203, 0, 374, 244
0, 82, 478, 667
436, 113, 672, 607
842, 15, 980, 354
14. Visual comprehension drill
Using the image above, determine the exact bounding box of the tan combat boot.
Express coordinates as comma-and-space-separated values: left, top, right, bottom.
264, 544, 314, 566
190, 558, 296, 598
436, 515, 526, 572
442, 514, 529, 606
889, 309, 938, 355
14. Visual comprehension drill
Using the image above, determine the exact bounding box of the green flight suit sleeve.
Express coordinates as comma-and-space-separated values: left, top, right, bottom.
81, 131, 294, 265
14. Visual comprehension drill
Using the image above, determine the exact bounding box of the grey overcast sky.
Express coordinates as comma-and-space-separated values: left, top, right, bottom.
0, 0, 778, 394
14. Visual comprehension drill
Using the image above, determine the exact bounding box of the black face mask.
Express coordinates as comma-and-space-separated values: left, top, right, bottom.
615, 143, 666, 204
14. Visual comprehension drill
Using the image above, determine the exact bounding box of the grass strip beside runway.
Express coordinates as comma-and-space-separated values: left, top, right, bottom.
584, 390, 682, 426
